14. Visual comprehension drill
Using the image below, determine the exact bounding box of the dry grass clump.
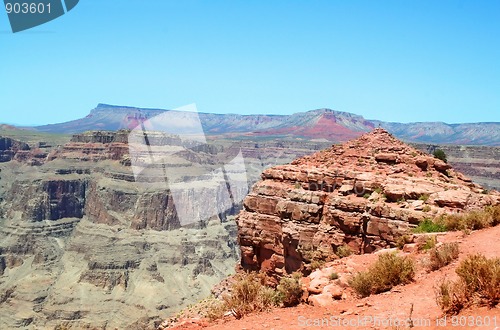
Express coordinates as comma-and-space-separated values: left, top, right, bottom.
221, 273, 279, 317
276, 272, 303, 307
435, 280, 467, 315
336, 244, 353, 258
208, 271, 304, 320
436, 254, 500, 314
349, 252, 415, 297
443, 205, 500, 232
427, 242, 459, 271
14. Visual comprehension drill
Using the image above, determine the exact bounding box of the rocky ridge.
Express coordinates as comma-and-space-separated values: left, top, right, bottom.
236, 128, 500, 279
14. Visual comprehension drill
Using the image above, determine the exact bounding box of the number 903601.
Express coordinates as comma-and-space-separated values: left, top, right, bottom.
5, 2, 52, 14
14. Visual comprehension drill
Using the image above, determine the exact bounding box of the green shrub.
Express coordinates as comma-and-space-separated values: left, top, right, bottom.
414, 218, 447, 233
422, 205, 431, 212
349, 271, 373, 298
433, 149, 447, 163
277, 272, 303, 307
349, 252, 415, 297
419, 194, 430, 202
329, 272, 339, 280
428, 242, 459, 271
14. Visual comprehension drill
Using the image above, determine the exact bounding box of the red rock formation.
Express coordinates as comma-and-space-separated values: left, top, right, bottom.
236, 128, 500, 278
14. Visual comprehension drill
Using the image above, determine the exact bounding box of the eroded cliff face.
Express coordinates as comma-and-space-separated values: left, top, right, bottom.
236, 129, 500, 279
0, 137, 30, 162
0, 133, 244, 329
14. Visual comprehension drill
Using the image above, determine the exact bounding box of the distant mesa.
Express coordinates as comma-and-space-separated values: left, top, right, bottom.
29, 104, 500, 146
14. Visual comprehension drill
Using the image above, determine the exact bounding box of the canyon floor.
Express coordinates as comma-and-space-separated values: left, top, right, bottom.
172, 224, 500, 330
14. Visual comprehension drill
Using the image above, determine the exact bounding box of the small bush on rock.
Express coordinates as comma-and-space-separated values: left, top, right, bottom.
336, 244, 353, 258
433, 149, 447, 163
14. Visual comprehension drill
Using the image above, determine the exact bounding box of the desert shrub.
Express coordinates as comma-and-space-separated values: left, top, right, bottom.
419, 194, 430, 202
420, 235, 437, 250
455, 254, 500, 305
363, 193, 371, 199
204, 297, 227, 321
461, 210, 493, 230
435, 254, 500, 314
427, 242, 459, 271
486, 205, 500, 226
329, 271, 339, 280
349, 252, 415, 297
442, 214, 462, 231
433, 149, 447, 163
349, 271, 373, 298
300, 246, 325, 270
336, 244, 353, 258
276, 272, 303, 307
443, 209, 495, 232
435, 279, 467, 315
422, 205, 431, 212
219, 272, 280, 317
310, 259, 325, 270
414, 218, 447, 233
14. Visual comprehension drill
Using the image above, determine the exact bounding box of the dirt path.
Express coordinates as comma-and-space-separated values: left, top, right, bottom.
172, 226, 500, 330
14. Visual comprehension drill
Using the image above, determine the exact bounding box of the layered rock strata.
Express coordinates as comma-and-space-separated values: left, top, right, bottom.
236, 129, 500, 278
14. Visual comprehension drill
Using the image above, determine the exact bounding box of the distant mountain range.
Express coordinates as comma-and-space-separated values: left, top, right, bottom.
31, 104, 500, 145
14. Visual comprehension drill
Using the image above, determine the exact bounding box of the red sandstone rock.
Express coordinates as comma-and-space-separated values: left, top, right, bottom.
236, 128, 500, 279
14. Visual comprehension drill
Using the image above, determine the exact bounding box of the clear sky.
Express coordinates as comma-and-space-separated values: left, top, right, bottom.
1, 0, 499, 125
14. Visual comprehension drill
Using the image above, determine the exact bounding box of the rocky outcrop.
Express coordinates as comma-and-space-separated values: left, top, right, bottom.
0, 137, 29, 162
413, 143, 500, 190
236, 129, 500, 278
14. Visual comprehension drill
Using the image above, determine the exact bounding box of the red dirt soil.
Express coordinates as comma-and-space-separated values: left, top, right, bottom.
171, 225, 500, 330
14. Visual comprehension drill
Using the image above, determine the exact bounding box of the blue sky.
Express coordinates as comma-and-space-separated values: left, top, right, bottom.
1, 0, 499, 125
